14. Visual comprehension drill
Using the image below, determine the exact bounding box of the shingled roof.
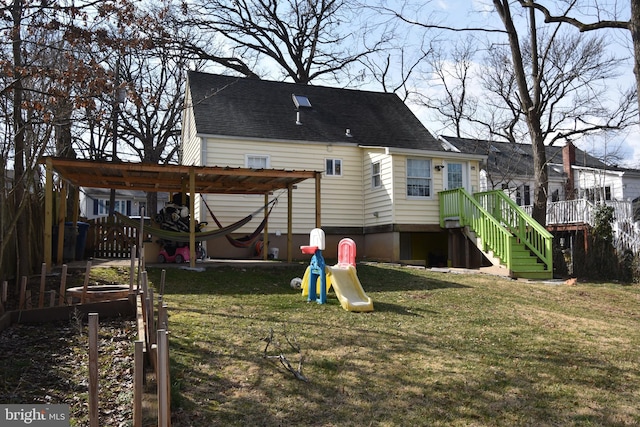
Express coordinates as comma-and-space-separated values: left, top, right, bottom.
440, 136, 610, 178
187, 71, 443, 151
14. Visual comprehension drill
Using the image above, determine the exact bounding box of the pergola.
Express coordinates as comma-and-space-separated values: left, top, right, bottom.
43, 157, 322, 270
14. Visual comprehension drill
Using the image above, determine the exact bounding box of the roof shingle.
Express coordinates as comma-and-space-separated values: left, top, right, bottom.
187, 71, 442, 151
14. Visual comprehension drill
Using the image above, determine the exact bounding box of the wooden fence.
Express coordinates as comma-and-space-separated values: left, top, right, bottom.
0, 248, 172, 426
87, 216, 152, 259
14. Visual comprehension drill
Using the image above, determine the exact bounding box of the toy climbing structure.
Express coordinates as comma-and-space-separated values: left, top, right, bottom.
300, 231, 373, 312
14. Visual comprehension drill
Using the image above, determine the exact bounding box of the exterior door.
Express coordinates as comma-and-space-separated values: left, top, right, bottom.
445, 162, 467, 191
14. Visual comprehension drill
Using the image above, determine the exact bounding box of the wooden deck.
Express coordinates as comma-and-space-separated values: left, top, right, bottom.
524, 199, 640, 253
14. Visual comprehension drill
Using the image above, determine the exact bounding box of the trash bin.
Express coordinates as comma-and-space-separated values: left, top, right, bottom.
52, 223, 78, 262
75, 222, 90, 260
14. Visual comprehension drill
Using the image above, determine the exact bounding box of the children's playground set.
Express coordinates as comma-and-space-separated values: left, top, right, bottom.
299, 228, 373, 312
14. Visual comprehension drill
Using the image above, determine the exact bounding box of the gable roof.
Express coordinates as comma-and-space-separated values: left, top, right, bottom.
440, 136, 610, 178
187, 71, 443, 151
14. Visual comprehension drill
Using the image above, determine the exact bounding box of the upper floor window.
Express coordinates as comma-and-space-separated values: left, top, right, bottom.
372, 162, 381, 188
325, 158, 342, 176
407, 158, 431, 198
245, 154, 270, 169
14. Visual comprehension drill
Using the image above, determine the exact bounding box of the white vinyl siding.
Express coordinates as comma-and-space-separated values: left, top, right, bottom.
202, 138, 363, 234
393, 155, 442, 225
180, 86, 202, 167
364, 150, 393, 225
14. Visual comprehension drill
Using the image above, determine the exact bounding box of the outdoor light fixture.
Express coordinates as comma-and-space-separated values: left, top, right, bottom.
434, 164, 445, 171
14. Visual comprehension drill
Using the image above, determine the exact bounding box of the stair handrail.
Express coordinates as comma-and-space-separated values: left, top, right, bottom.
439, 188, 513, 268
474, 190, 553, 272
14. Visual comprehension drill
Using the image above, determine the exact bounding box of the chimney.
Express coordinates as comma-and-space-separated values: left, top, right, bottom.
563, 140, 576, 199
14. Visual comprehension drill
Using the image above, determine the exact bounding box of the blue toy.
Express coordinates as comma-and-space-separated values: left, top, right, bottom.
300, 228, 327, 304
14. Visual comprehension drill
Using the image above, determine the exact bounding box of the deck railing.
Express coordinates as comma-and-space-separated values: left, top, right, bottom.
439, 188, 514, 268
475, 191, 553, 271
523, 199, 633, 227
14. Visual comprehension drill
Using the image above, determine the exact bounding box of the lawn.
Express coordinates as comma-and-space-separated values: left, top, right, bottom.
144, 263, 640, 426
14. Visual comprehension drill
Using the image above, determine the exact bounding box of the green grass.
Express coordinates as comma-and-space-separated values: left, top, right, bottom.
143, 263, 640, 426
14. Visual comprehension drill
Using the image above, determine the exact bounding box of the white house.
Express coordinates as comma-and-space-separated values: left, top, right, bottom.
80, 188, 169, 220
440, 136, 640, 206
440, 135, 640, 254
180, 72, 486, 263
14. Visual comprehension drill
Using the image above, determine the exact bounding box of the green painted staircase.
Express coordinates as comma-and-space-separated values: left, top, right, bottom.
439, 188, 553, 280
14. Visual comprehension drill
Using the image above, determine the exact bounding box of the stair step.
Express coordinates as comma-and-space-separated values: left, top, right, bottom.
511, 270, 554, 280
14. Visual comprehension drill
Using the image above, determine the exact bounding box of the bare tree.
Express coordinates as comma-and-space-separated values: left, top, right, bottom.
517, 1, 640, 114
0, 0, 144, 276
168, 0, 387, 84
490, 0, 636, 224
418, 37, 480, 137
117, 40, 189, 214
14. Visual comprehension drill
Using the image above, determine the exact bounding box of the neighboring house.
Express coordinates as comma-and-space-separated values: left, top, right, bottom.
440, 136, 640, 206
441, 135, 640, 254
81, 188, 169, 220
181, 71, 486, 263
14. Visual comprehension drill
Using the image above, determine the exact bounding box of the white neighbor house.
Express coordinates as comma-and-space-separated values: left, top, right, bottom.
80, 188, 169, 220
440, 136, 640, 206
440, 135, 640, 254
180, 71, 486, 263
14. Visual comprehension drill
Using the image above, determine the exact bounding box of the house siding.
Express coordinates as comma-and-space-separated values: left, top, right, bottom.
181, 88, 199, 165
392, 154, 443, 225
363, 149, 394, 226
201, 137, 363, 235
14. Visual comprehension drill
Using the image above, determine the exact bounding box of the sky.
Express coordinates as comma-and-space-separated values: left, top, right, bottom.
391, 0, 640, 168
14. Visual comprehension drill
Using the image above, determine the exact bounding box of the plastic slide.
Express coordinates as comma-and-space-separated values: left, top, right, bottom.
326, 265, 373, 312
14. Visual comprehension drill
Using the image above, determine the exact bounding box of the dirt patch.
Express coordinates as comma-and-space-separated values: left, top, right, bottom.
0, 316, 138, 426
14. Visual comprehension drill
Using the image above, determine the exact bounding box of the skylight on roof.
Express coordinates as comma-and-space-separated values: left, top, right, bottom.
512, 145, 528, 155
292, 94, 312, 109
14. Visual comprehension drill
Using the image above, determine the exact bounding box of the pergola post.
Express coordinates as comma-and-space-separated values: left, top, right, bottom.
287, 183, 293, 263
263, 193, 269, 261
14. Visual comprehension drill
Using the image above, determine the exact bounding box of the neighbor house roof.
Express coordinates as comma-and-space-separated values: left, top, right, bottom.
187, 71, 443, 151
440, 136, 610, 178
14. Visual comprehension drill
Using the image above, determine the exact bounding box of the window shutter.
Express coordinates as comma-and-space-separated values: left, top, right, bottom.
127, 200, 132, 215
93, 199, 98, 215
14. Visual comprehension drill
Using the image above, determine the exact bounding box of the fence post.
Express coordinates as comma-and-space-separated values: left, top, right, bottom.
81, 261, 92, 304
88, 313, 99, 427
58, 264, 67, 306
38, 263, 46, 308
130, 245, 136, 293
133, 340, 143, 427
157, 329, 171, 427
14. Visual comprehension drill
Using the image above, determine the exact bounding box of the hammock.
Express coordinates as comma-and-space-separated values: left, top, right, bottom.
201, 195, 277, 248
114, 211, 253, 243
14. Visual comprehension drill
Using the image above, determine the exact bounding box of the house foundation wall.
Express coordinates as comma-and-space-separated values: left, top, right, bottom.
203, 226, 453, 267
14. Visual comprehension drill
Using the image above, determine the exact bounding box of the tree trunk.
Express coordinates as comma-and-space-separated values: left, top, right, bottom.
630, 0, 640, 115
12, 0, 30, 277
529, 120, 549, 225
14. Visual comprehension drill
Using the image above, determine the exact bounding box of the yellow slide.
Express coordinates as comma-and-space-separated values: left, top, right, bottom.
326, 265, 374, 312
301, 266, 332, 297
